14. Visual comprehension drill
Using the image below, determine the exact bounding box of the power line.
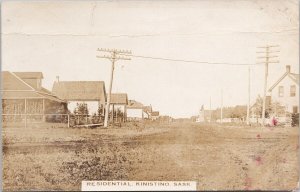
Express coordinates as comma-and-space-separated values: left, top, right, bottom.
119, 53, 262, 66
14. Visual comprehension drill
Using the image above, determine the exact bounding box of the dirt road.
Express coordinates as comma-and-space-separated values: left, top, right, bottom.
3, 122, 299, 191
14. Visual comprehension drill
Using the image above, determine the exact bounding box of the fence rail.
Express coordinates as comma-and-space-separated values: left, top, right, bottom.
2, 113, 105, 128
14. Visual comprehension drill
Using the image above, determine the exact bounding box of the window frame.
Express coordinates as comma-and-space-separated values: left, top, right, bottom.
290, 85, 296, 97
278, 86, 284, 97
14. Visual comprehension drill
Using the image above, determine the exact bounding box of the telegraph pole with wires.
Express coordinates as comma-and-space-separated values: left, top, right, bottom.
257, 45, 280, 126
96, 48, 132, 128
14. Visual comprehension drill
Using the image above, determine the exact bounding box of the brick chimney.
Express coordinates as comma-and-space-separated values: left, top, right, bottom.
286, 65, 291, 73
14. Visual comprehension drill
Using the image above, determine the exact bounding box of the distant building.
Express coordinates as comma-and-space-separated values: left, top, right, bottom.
52, 80, 106, 115
150, 111, 160, 120
1, 71, 67, 123
268, 65, 299, 114
250, 95, 271, 118
196, 105, 213, 123
110, 93, 128, 122
143, 105, 153, 119
126, 100, 147, 121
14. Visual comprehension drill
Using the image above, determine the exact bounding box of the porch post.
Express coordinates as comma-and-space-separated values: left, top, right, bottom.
112, 104, 115, 124
116, 106, 118, 123
42, 99, 45, 122
124, 105, 127, 122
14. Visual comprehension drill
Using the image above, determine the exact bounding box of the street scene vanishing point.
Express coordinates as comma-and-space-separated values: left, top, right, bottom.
1, 0, 299, 191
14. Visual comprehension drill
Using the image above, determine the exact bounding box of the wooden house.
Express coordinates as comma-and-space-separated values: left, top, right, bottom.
268, 65, 299, 114
143, 105, 152, 119
52, 80, 106, 116
196, 105, 213, 123
126, 100, 147, 121
1, 71, 67, 124
110, 93, 128, 122
150, 111, 160, 120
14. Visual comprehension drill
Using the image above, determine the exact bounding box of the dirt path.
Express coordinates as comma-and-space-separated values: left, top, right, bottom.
127, 123, 299, 190
3, 122, 299, 191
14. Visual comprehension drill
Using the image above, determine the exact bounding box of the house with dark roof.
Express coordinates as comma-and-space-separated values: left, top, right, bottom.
52, 80, 106, 116
268, 65, 299, 114
1, 71, 67, 124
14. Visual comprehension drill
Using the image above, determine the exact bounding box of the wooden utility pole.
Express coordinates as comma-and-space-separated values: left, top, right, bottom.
247, 67, 250, 125
257, 45, 279, 126
96, 48, 131, 128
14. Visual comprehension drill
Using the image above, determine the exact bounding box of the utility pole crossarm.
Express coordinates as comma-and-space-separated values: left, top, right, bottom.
257, 61, 280, 64
256, 45, 280, 127
257, 55, 279, 59
257, 45, 280, 48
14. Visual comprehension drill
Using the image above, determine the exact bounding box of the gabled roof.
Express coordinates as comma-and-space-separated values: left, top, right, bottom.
268, 72, 299, 92
13, 72, 43, 79
143, 105, 152, 113
1, 71, 65, 103
1, 71, 34, 90
127, 100, 144, 109
52, 81, 106, 101
110, 93, 128, 105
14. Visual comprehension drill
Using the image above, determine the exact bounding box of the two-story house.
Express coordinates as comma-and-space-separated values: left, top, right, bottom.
268, 65, 299, 115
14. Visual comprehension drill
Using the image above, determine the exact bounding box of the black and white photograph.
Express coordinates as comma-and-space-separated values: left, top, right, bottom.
1, 0, 299, 191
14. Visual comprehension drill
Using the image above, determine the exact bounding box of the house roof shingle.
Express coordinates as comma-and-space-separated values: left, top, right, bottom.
52, 81, 106, 101
127, 100, 144, 109
1, 71, 66, 103
110, 93, 128, 105
13, 72, 43, 79
1, 71, 34, 90
151, 111, 159, 116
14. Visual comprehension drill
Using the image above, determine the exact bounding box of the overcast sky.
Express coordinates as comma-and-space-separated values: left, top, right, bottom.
2, 0, 299, 118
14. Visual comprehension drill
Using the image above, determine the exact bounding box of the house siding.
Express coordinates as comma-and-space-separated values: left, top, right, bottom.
127, 108, 143, 120
269, 76, 299, 113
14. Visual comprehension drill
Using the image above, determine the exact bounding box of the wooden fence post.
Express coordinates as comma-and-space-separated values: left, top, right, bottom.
68, 114, 70, 128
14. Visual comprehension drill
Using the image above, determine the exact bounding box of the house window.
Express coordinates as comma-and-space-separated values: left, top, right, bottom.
290, 85, 296, 97
293, 106, 298, 113
278, 86, 284, 97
